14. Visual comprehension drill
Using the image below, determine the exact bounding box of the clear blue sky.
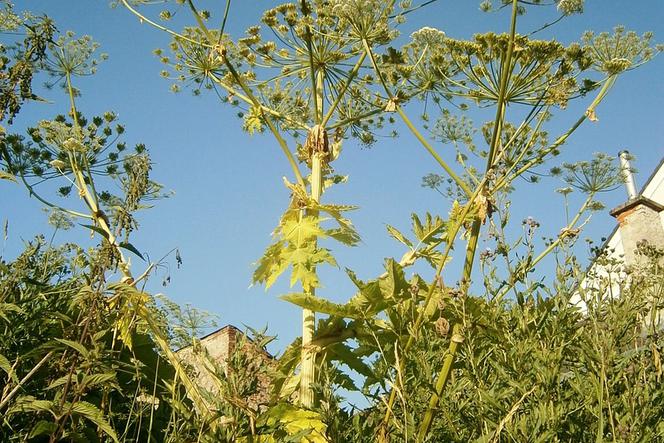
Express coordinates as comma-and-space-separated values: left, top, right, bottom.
3, 0, 663, 354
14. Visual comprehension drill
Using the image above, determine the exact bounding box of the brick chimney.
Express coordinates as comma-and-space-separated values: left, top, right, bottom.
609, 151, 664, 267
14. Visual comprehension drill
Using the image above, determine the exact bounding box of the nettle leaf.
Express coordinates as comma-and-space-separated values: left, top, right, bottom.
47, 375, 70, 390
54, 338, 89, 359
28, 421, 58, 439
81, 371, 117, 390
0, 353, 18, 383
68, 401, 119, 443
7, 396, 55, 416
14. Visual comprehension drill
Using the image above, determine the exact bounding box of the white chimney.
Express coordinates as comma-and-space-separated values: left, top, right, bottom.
619, 150, 638, 200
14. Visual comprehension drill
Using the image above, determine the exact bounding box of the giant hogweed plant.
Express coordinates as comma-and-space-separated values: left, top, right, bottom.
117, 0, 660, 440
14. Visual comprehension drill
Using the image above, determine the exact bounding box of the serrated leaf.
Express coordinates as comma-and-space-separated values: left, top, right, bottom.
118, 241, 145, 261
7, 396, 55, 415
386, 224, 413, 248
419, 248, 452, 270
328, 343, 373, 378
327, 227, 360, 246
80, 224, 109, 240
29, 420, 58, 438
47, 375, 70, 390
412, 212, 446, 244
81, 372, 117, 390
290, 260, 319, 291
281, 216, 327, 247
379, 259, 408, 300
346, 269, 387, 315
54, 338, 89, 359
253, 241, 288, 289
0, 353, 17, 383
281, 293, 360, 319
258, 403, 328, 442
69, 401, 119, 443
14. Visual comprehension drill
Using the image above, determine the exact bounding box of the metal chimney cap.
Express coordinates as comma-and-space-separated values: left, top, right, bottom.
618, 150, 638, 200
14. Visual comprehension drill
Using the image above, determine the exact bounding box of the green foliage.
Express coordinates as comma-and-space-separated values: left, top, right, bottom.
0, 1, 55, 124
0, 239, 177, 442
2, 1, 663, 442
253, 178, 359, 291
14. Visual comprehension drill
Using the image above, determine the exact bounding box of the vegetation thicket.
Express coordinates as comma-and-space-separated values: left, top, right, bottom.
1, 0, 662, 441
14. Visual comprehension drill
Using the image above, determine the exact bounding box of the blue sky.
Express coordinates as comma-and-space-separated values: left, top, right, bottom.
3, 0, 663, 354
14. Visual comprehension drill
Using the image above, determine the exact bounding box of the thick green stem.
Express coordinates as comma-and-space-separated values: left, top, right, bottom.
416, 324, 464, 442
300, 153, 321, 408
486, 0, 519, 168
63, 72, 132, 280
416, 2, 519, 439
300, 68, 325, 409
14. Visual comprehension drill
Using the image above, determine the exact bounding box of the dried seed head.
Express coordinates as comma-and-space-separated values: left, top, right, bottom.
384, 96, 400, 112
211, 44, 227, 64
305, 125, 330, 162
435, 317, 450, 337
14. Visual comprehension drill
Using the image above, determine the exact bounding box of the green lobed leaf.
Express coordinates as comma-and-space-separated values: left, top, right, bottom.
281, 293, 361, 319
281, 215, 328, 247
327, 342, 373, 378
386, 224, 413, 248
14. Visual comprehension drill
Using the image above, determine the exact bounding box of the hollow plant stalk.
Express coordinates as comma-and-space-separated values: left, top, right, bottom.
416, 1, 519, 439
300, 65, 326, 408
